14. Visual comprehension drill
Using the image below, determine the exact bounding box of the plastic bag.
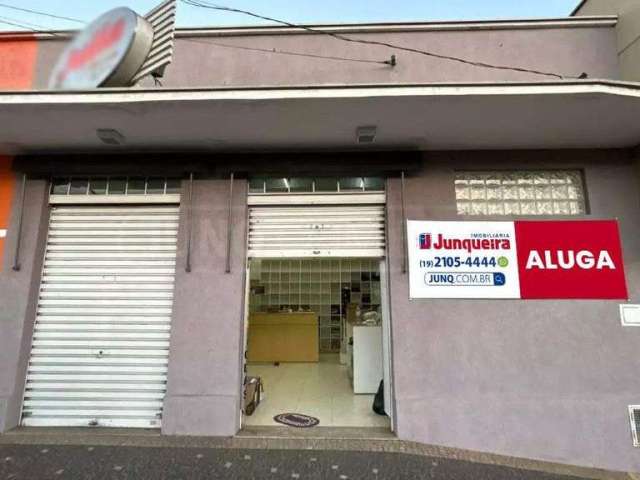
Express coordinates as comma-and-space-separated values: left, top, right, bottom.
372, 379, 385, 416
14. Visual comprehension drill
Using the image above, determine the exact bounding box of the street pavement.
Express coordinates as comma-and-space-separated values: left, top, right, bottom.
0, 444, 598, 480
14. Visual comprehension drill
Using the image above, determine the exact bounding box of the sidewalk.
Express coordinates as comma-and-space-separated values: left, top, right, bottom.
0, 427, 633, 480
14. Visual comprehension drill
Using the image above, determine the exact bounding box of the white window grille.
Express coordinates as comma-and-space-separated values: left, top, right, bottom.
51, 177, 182, 196
49, 177, 182, 204
455, 170, 586, 216
249, 177, 385, 194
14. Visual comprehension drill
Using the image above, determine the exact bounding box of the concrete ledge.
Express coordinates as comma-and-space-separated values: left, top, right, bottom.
0, 427, 632, 479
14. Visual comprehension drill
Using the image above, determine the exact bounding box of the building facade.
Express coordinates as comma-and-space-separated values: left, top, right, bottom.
1, 9, 640, 473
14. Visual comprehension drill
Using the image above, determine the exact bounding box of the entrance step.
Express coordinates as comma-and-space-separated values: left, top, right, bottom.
238, 426, 396, 440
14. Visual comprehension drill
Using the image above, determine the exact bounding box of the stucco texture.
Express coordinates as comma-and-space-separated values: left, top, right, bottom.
0, 180, 49, 432
386, 151, 640, 472
0, 157, 15, 270
574, 0, 640, 81
0, 38, 37, 89
29, 24, 619, 89
162, 177, 248, 436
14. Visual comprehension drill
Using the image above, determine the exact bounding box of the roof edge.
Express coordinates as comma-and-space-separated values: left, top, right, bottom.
178, 16, 617, 37
1, 79, 639, 98
0, 15, 618, 41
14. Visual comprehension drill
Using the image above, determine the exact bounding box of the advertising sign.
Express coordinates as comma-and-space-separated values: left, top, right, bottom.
407, 221, 520, 299
408, 220, 627, 300
48, 7, 154, 89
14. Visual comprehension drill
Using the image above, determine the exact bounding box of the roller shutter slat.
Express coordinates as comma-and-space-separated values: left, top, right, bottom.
248, 203, 385, 258
47, 245, 177, 252
46, 252, 177, 259
32, 340, 170, 348
29, 369, 166, 376
24, 391, 166, 399
22, 418, 159, 428
41, 276, 175, 283
29, 357, 168, 366
25, 382, 166, 391
23, 400, 164, 408
35, 324, 171, 332
30, 348, 169, 356
27, 374, 168, 382
41, 291, 173, 297
22, 205, 179, 429
37, 308, 173, 315
24, 409, 163, 418
35, 317, 171, 325
41, 283, 175, 291
47, 238, 177, 244
38, 299, 174, 306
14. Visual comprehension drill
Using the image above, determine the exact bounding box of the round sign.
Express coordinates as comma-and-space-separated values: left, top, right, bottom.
48, 7, 154, 90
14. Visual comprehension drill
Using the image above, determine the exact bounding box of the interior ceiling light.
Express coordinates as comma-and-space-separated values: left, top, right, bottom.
96, 128, 126, 146
356, 126, 377, 144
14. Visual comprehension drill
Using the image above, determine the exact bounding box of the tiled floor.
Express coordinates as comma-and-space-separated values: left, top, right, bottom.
244, 354, 391, 428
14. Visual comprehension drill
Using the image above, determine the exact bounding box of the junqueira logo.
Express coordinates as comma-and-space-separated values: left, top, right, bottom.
418, 233, 431, 249
419, 232, 512, 253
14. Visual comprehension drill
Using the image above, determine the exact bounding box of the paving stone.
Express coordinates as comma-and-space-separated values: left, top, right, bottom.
0, 444, 611, 480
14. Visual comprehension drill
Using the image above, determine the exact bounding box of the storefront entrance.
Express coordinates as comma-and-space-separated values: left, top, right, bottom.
241, 178, 394, 430
243, 257, 391, 428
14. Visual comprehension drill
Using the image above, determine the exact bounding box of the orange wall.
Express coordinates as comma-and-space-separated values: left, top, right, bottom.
0, 37, 36, 269
0, 37, 38, 89
0, 157, 14, 271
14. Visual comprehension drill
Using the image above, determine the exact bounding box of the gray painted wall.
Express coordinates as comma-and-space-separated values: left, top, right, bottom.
31, 23, 619, 89
574, 0, 640, 81
162, 177, 247, 436
0, 179, 49, 431
386, 150, 640, 472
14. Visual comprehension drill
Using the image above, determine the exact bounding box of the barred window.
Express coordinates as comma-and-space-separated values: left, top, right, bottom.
455, 170, 586, 216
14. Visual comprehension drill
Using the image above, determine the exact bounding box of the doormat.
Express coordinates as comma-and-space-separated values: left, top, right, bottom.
273, 413, 320, 428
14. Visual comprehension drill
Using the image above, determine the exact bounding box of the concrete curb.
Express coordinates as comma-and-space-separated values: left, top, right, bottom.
0, 427, 632, 480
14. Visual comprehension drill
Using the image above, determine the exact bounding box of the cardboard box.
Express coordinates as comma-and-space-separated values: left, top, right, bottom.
346, 303, 359, 324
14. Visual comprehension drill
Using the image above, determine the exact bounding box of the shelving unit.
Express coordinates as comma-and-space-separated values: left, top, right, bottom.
249, 258, 381, 352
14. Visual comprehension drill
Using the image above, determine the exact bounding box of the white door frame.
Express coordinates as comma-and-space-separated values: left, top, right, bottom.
379, 258, 396, 430
239, 260, 251, 429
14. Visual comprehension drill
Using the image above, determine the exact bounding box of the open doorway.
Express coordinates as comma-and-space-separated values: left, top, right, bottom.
242, 258, 392, 430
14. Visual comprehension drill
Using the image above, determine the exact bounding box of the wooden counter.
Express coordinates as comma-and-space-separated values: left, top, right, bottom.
247, 312, 319, 363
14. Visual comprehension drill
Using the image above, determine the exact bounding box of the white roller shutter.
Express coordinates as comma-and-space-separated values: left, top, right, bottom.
248, 202, 386, 258
21, 205, 179, 428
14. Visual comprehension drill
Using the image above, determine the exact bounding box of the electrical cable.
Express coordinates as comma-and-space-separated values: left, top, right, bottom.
0, 2, 85, 24
182, 37, 392, 65
0, 3, 393, 66
0, 16, 64, 36
0, 13, 61, 31
181, 0, 570, 79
